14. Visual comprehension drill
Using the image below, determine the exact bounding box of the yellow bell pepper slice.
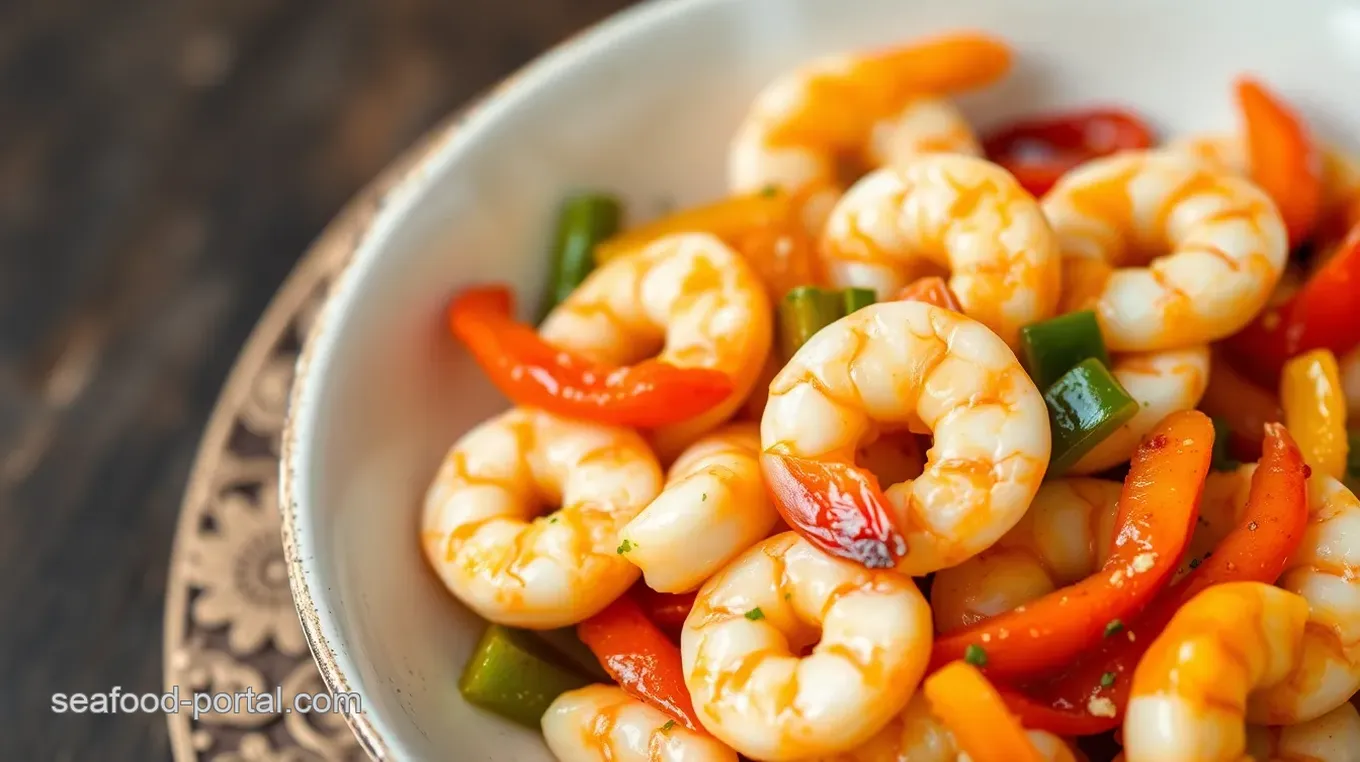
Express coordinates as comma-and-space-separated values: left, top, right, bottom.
1280, 348, 1348, 479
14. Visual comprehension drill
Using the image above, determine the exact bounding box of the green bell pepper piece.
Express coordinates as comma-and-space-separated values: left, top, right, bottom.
538, 192, 623, 322
458, 625, 591, 728
1019, 310, 1111, 390
841, 287, 877, 315
779, 286, 844, 359
1044, 358, 1139, 476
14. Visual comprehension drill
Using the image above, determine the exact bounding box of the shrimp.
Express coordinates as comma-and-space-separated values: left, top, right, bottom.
1248, 475, 1360, 725
680, 532, 934, 760
539, 233, 772, 459
761, 301, 1051, 575
730, 33, 1008, 231
930, 478, 1123, 634
420, 407, 662, 628
1244, 701, 1360, 762
812, 693, 1080, 762
542, 684, 738, 762
619, 423, 779, 593
1122, 581, 1310, 762
1066, 346, 1211, 475
819, 154, 1063, 347
1041, 150, 1288, 352
1168, 134, 1360, 239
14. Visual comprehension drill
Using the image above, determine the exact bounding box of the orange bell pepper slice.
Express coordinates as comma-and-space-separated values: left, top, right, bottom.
983, 109, 1155, 196
1237, 76, 1323, 248
593, 191, 791, 264
1030, 423, 1308, 731
577, 596, 703, 731
1222, 222, 1360, 387
1280, 349, 1348, 479
923, 662, 1046, 762
896, 276, 963, 311
447, 285, 732, 428
758, 450, 908, 569
929, 410, 1212, 682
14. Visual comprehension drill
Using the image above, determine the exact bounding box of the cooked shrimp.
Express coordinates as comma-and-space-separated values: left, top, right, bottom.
930, 478, 1122, 633
1248, 475, 1360, 725
420, 407, 663, 628
1067, 346, 1211, 474
539, 233, 772, 459
1123, 581, 1310, 762
730, 34, 1007, 231
1245, 701, 1360, 762
619, 423, 779, 593
812, 693, 1080, 762
1168, 133, 1360, 237
761, 300, 1051, 575
1041, 150, 1288, 352
542, 684, 738, 762
819, 154, 1062, 347
680, 532, 934, 760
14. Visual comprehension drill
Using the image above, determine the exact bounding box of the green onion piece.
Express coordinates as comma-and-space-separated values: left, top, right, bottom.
1019, 310, 1111, 390
964, 644, 988, 667
1044, 358, 1140, 476
1210, 416, 1241, 472
841, 287, 877, 315
538, 193, 623, 322
779, 286, 844, 359
458, 625, 591, 728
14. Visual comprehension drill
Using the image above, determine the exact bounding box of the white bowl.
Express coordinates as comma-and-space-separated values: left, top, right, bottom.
281, 0, 1360, 758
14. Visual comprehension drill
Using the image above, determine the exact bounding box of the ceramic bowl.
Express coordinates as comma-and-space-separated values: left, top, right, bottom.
281, 0, 1360, 758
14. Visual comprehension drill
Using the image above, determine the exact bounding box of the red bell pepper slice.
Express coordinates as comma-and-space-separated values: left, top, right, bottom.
628, 583, 696, 643
759, 450, 908, 569
1222, 222, 1360, 386
1237, 76, 1323, 248
447, 285, 733, 428
896, 276, 963, 311
1030, 423, 1308, 731
577, 596, 702, 731
996, 686, 1122, 737
1198, 349, 1285, 460
983, 109, 1155, 197
928, 410, 1212, 682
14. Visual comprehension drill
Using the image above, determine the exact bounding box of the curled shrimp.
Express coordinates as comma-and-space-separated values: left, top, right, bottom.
1041, 150, 1288, 352
813, 693, 1080, 762
730, 33, 1008, 231
1168, 134, 1360, 241
761, 301, 1050, 575
420, 407, 662, 628
619, 423, 779, 593
680, 532, 934, 760
1123, 581, 1310, 762
929, 478, 1122, 633
1066, 346, 1211, 475
540, 233, 772, 458
1247, 475, 1360, 725
1246, 701, 1360, 761
542, 684, 737, 762
819, 154, 1063, 347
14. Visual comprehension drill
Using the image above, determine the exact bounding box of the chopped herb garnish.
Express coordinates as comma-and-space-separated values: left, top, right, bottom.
661, 719, 676, 733
745, 607, 765, 621
1188, 557, 1201, 569
1103, 619, 1124, 638
549, 516, 559, 524
784, 592, 792, 601
964, 644, 988, 667
701, 493, 707, 502
760, 184, 778, 197
616, 539, 634, 554
1100, 672, 1116, 687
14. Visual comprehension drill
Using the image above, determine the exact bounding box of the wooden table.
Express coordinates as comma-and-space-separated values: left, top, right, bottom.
0, 1, 634, 757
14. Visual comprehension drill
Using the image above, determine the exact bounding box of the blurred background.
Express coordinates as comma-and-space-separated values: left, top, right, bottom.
0, 0, 635, 757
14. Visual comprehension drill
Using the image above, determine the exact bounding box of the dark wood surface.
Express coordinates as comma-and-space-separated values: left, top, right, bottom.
0, 1, 635, 757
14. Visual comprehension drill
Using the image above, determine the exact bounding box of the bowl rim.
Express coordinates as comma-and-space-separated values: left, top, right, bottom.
278, 0, 730, 757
